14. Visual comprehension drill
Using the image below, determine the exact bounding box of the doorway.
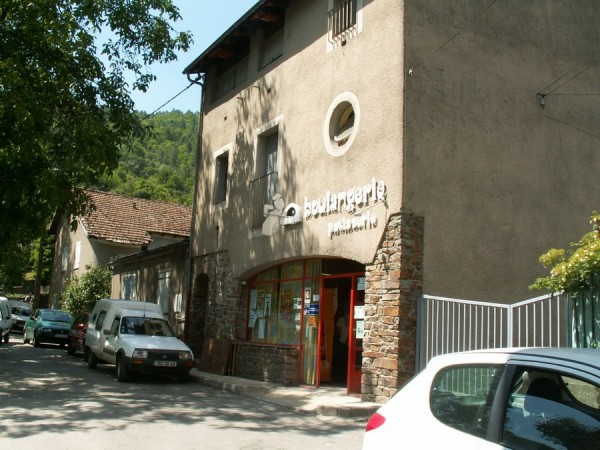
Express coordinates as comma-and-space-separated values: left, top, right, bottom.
318, 273, 364, 393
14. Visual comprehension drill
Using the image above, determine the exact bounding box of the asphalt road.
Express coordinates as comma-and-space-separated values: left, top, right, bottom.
0, 334, 365, 450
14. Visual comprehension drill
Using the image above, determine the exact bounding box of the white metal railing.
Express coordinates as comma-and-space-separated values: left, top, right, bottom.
328, 0, 357, 44
417, 293, 572, 370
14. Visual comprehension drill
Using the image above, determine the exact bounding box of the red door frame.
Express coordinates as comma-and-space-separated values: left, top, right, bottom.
315, 272, 364, 393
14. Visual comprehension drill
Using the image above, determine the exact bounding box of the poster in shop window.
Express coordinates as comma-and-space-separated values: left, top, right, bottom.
248, 290, 258, 327
256, 291, 265, 318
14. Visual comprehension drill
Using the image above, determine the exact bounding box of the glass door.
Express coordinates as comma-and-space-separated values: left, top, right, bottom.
300, 278, 321, 385
347, 275, 365, 394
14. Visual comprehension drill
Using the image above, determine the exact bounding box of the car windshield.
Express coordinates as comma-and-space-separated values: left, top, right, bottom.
40, 311, 72, 323
120, 317, 175, 337
12, 307, 31, 316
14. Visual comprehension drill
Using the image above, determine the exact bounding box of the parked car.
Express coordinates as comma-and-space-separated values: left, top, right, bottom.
67, 312, 90, 355
85, 299, 194, 382
363, 347, 600, 450
23, 309, 72, 347
9, 299, 32, 333
0, 296, 12, 344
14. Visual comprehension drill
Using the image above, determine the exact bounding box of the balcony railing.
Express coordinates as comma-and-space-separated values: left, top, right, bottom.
249, 172, 279, 229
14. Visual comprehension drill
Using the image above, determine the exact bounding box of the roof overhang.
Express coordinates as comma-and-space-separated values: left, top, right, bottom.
183, 0, 289, 75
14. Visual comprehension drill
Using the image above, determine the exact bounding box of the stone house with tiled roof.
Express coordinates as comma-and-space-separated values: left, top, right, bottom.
49, 190, 192, 322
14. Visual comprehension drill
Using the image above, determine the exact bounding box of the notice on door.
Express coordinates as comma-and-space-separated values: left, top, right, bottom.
356, 320, 364, 339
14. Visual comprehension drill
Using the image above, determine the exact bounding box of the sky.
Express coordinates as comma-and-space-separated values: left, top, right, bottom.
130, 1, 257, 113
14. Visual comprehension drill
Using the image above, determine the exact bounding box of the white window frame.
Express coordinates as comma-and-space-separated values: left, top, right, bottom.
74, 241, 81, 270
122, 273, 137, 300
157, 270, 170, 315
253, 115, 284, 180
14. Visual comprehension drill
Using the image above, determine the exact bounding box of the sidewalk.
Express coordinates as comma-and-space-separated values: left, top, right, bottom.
189, 368, 380, 419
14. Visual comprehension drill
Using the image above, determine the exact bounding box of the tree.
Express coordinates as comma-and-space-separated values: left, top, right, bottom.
0, 0, 192, 254
531, 212, 600, 294
61, 265, 111, 316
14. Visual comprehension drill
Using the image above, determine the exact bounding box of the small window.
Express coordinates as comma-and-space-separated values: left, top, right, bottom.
259, 18, 284, 70
214, 152, 229, 205
327, 0, 363, 50
157, 270, 170, 315
74, 241, 81, 270
122, 273, 137, 300
214, 54, 249, 101
430, 364, 504, 438
502, 369, 600, 450
324, 92, 360, 157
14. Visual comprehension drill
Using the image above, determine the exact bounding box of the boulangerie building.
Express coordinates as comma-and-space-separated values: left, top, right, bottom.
182, 0, 600, 402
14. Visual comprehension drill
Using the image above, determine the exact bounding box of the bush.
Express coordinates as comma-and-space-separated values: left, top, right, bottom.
531, 212, 600, 294
61, 266, 111, 316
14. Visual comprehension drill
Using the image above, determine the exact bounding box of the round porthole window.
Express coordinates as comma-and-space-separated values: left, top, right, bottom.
323, 92, 360, 157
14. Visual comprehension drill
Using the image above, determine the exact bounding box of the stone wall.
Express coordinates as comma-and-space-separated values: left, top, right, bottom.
188, 251, 246, 356
234, 343, 299, 385
362, 212, 424, 403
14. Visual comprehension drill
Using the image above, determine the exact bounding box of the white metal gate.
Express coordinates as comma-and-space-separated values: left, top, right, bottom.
417, 293, 572, 370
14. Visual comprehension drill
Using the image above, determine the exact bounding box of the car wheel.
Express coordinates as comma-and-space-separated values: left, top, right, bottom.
3, 333, 8, 343
116, 355, 129, 382
87, 350, 98, 369
32, 333, 40, 347
23, 330, 30, 344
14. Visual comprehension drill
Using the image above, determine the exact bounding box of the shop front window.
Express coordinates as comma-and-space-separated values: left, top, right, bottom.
247, 260, 322, 346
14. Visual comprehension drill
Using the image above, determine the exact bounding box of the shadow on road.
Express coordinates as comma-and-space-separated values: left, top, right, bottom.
0, 339, 362, 442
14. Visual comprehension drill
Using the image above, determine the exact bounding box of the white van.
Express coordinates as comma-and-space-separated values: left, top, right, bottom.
85, 299, 194, 382
0, 296, 13, 344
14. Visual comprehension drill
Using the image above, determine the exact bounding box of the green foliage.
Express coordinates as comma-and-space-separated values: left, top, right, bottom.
531, 212, 600, 294
0, 0, 192, 254
0, 242, 32, 289
61, 265, 112, 316
95, 111, 197, 204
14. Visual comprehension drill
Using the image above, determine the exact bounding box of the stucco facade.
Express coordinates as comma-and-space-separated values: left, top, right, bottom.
184, 0, 600, 402
111, 241, 189, 335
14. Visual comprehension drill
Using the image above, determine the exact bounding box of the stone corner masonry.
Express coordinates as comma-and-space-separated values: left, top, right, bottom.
362, 211, 424, 403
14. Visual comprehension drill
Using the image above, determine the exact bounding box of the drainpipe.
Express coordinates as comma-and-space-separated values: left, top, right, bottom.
183, 72, 206, 344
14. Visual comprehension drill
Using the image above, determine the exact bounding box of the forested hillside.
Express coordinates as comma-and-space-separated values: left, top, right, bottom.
94, 110, 198, 205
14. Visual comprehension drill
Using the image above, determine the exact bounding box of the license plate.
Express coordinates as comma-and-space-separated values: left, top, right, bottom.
55, 334, 68, 338
154, 361, 176, 367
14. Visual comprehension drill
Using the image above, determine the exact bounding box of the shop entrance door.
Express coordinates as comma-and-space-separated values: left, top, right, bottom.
347, 275, 365, 394
316, 274, 364, 393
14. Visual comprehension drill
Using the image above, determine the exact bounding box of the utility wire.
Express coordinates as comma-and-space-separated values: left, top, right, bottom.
148, 81, 195, 116
542, 59, 600, 96
409, 0, 498, 72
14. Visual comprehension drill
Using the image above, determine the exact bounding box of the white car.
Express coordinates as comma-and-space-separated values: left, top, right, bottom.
363, 348, 600, 450
0, 296, 12, 344
85, 299, 194, 382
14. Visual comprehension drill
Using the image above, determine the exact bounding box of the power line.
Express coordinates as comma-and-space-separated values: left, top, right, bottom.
148, 82, 195, 116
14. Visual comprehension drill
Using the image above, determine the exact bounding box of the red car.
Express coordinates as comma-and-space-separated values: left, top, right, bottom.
67, 312, 89, 355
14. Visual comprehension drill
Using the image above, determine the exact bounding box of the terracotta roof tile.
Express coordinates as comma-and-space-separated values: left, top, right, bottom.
79, 190, 192, 245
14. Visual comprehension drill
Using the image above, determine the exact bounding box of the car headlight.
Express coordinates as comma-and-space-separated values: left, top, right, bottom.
132, 350, 148, 359
178, 352, 193, 360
